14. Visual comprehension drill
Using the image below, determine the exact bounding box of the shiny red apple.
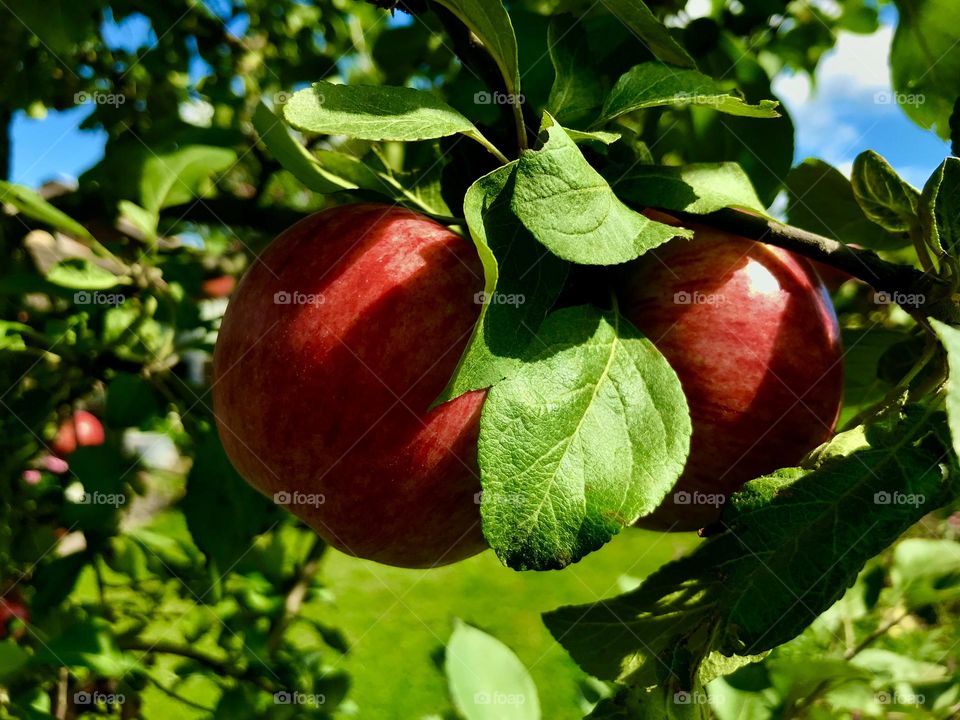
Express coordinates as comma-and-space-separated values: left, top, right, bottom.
213, 204, 487, 568
51, 410, 105, 457
619, 212, 844, 531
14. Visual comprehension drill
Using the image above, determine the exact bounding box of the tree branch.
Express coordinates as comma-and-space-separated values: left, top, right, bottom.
674, 208, 954, 321
266, 537, 326, 655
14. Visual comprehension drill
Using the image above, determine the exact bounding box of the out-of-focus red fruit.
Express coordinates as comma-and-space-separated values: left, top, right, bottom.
618, 211, 844, 531
51, 410, 105, 456
21, 469, 41, 485
0, 590, 29, 640
201, 275, 237, 299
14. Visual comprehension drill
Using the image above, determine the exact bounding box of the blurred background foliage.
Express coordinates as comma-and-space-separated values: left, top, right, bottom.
0, 0, 958, 717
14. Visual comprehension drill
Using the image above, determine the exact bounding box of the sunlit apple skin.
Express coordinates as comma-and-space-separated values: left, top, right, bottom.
213, 204, 487, 568
618, 214, 844, 531
51, 410, 105, 457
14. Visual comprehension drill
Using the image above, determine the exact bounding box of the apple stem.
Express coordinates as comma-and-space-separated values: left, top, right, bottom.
673, 208, 951, 320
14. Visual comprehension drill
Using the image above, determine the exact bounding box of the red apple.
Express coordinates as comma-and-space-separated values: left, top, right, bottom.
213, 204, 487, 568
51, 410, 105, 457
201, 274, 237, 299
0, 589, 29, 640
618, 212, 843, 530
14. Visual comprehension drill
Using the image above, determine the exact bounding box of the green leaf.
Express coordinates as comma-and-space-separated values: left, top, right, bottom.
920, 157, 960, 256
511, 116, 686, 265
597, 63, 780, 126
445, 620, 541, 720
32, 620, 140, 677
0, 180, 94, 242
850, 150, 921, 234
544, 412, 950, 684
891, 0, 960, 139
478, 305, 690, 570
786, 159, 908, 251
432, 0, 522, 103
105, 373, 160, 427
283, 81, 506, 162
140, 145, 238, 213
181, 430, 281, 572
891, 538, 960, 608
46, 258, 128, 290
0, 641, 29, 681
253, 100, 361, 194
117, 200, 158, 241
599, 0, 696, 68
546, 15, 605, 126
437, 163, 567, 403
930, 319, 960, 458
609, 162, 766, 216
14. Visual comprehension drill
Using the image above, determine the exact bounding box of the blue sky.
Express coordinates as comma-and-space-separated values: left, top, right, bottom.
9, 5, 951, 195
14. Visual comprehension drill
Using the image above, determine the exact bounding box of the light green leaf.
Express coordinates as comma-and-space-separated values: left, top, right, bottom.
597, 63, 780, 126
511, 115, 686, 265
437, 163, 567, 403
0, 180, 94, 241
283, 82, 506, 162
546, 15, 605, 126
786, 159, 907, 251
599, 0, 695, 68
253, 100, 361, 194
850, 150, 920, 234
891, 538, 960, 608
46, 258, 128, 290
140, 145, 238, 213
920, 157, 960, 256
609, 162, 766, 216
564, 128, 622, 146
478, 305, 690, 570
891, 0, 960, 139
445, 620, 541, 720
117, 200, 158, 241
930, 319, 960, 458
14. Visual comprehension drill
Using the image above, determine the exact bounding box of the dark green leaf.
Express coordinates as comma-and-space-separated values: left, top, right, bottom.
786, 159, 907, 251
544, 413, 950, 683
599, 0, 696, 68
546, 15, 605, 126
438, 163, 567, 403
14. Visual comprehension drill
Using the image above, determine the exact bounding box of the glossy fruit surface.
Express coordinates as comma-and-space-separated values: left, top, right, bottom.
51, 410, 105, 457
619, 213, 844, 530
213, 204, 487, 567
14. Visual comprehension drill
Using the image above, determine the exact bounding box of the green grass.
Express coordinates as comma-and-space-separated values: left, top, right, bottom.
323, 528, 699, 719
